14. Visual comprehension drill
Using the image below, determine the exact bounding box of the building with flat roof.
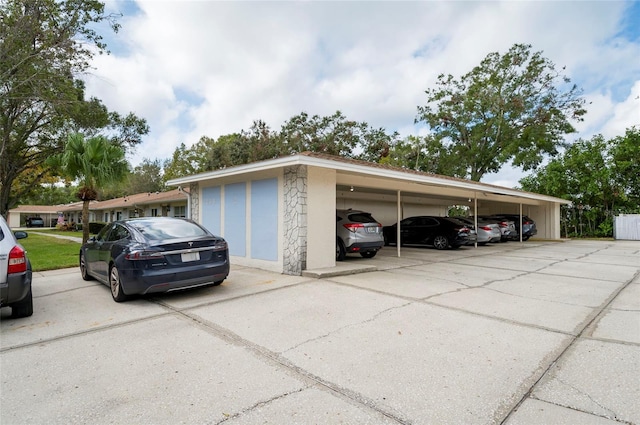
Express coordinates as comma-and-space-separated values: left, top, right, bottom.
167, 152, 570, 275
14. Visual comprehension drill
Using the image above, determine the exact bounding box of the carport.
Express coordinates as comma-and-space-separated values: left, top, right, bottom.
167, 152, 570, 276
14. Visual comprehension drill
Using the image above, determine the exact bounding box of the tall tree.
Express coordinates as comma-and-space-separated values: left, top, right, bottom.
279, 111, 362, 158
0, 0, 147, 216
161, 112, 398, 177
278, 110, 396, 162
163, 142, 200, 181
382, 134, 459, 175
203, 134, 242, 170
519, 128, 639, 237
610, 126, 640, 204
49, 134, 128, 243
126, 158, 166, 194
416, 43, 587, 181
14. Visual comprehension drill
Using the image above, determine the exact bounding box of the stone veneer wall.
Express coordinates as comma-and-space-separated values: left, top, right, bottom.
189, 182, 199, 222
283, 165, 307, 275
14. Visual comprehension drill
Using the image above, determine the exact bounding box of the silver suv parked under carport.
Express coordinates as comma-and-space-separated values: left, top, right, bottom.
336, 209, 384, 261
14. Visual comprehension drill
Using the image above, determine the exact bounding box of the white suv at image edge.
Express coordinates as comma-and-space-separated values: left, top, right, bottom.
0, 216, 33, 318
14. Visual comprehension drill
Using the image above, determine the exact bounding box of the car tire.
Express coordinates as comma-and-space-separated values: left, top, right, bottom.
109, 265, 129, 303
360, 251, 377, 258
336, 238, 346, 261
11, 287, 33, 318
79, 252, 93, 281
433, 235, 449, 250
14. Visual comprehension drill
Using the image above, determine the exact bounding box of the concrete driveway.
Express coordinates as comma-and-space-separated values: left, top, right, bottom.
1, 240, 639, 424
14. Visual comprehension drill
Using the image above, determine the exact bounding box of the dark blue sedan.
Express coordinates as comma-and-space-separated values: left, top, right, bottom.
79, 217, 230, 302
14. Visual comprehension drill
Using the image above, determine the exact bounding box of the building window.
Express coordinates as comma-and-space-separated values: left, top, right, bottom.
104, 213, 109, 222
174, 205, 186, 218
116, 211, 122, 220
151, 208, 158, 217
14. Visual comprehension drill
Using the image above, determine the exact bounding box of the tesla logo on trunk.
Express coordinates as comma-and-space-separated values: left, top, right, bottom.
188, 242, 193, 247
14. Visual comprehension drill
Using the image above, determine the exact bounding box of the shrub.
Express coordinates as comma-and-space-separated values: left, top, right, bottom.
89, 222, 107, 234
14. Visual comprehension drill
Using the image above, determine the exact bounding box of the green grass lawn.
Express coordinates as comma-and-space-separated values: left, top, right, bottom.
19, 232, 81, 272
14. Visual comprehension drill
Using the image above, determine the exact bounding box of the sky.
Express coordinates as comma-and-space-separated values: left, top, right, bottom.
84, 1, 640, 188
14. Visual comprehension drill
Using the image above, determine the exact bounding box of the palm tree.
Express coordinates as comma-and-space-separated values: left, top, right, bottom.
51, 134, 129, 243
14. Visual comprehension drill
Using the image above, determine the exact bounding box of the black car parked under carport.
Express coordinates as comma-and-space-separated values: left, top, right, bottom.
383, 216, 471, 250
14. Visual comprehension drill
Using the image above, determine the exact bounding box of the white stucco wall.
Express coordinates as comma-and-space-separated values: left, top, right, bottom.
306, 166, 336, 270
336, 190, 449, 226
7, 212, 20, 228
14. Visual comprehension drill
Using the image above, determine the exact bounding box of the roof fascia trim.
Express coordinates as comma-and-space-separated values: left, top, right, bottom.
166, 155, 570, 205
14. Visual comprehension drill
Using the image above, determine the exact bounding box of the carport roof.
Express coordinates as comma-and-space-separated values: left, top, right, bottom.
166, 152, 571, 205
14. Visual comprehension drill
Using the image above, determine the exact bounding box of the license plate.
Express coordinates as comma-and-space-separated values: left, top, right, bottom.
181, 252, 200, 262
366, 227, 378, 233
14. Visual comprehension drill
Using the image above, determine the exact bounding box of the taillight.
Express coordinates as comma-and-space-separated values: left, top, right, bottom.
480, 226, 492, 231
343, 223, 364, 232
524, 220, 532, 225
125, 250, 165, 260
8, 245, 27, 274
213, 240, 228, 250
498, 221, 508, 227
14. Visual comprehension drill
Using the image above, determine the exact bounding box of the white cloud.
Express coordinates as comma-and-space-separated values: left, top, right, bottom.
87, 1, 639, 182
601, 80, 640, 138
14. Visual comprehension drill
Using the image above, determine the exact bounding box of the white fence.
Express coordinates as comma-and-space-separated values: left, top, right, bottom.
613, 214, 640, 240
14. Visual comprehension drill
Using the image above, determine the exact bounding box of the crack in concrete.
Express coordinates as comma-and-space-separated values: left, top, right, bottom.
160, 302, 412, 424
282, 301, 414, 354
527, 396, 636, 425
212, 387, 309, 424
551, 377, 621, 421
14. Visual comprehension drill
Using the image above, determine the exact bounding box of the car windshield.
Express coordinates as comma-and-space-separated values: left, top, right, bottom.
128, 219, 209, 240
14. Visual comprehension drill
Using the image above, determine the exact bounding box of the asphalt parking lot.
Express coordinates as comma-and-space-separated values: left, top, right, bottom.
1, 239, 639, 424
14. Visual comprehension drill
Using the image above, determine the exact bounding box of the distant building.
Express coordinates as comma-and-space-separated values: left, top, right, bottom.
6, 205, 60, 228
7, 188, 189, 228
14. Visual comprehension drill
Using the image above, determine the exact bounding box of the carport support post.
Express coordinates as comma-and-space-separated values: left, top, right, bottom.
474, 193, 478, 248
519, 202, 523, 242
397, 190, 401, 257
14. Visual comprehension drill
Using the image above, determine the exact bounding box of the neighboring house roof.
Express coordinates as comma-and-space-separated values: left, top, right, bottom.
91, 188, 188, 211
9, 189, 188, 214
58, 201, 91, 213
166, 151, 571, 205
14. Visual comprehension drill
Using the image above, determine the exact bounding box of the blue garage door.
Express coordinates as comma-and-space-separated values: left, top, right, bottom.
251, 178, 278, 260
201, 186, 221, 235
224, 183, 246, 256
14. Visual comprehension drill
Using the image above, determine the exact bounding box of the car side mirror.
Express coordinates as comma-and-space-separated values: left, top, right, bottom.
14, 231, 28, 240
